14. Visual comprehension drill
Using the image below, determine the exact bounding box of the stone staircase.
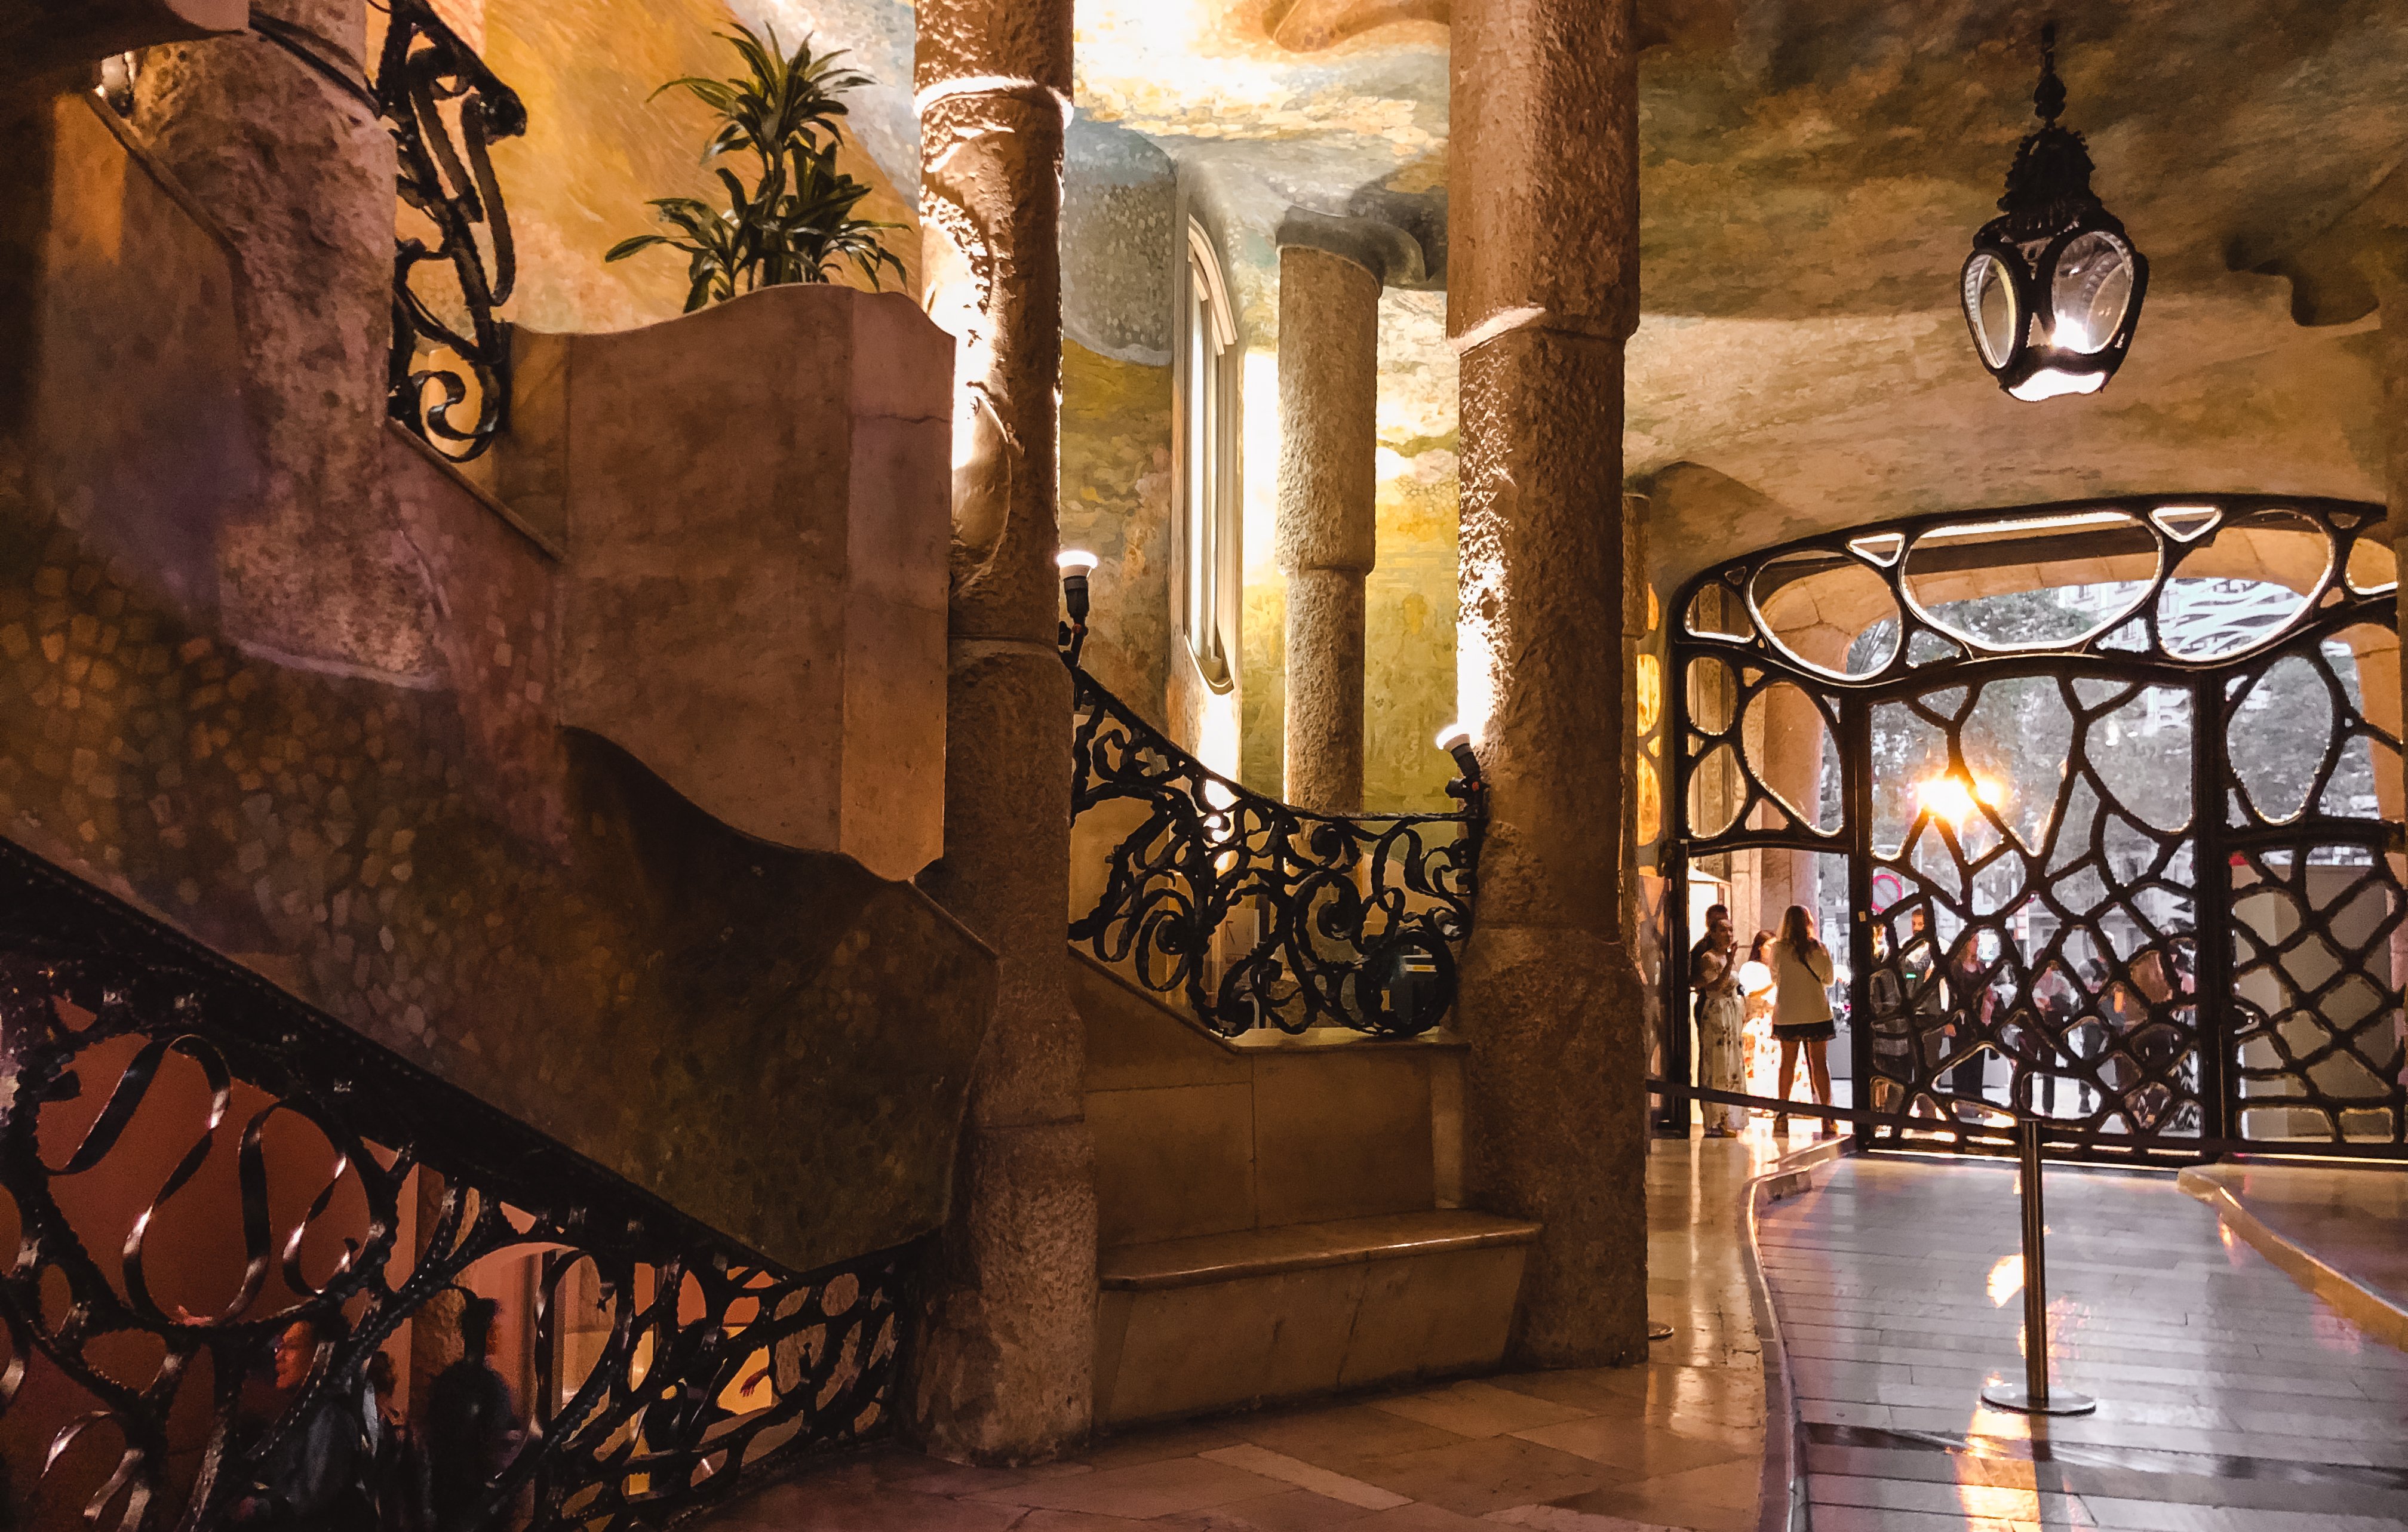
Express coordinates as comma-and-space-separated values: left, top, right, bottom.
1073, 953, 1539, 1426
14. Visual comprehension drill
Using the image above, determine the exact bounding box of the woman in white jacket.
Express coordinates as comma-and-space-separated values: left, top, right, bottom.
1769, 905, 1836, 1136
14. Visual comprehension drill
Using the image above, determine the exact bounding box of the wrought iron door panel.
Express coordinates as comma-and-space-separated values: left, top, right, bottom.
1860, 671, 2203, 1141
1666, 495, 2406, 1158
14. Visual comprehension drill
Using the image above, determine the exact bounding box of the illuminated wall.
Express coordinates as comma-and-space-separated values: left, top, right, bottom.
1242, 289, 1460, 813
473, 0, 923, 335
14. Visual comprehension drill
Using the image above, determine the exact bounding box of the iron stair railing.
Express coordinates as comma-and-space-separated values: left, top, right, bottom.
0, 837, 902, 1530
1065, 663, 1484, 1039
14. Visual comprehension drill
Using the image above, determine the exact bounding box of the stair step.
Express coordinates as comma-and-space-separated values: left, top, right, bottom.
1099, 1210, 1541, 1291
1094, 1211, 1541, 1426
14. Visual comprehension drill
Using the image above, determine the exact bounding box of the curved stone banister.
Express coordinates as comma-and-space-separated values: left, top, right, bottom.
1067, 664, 1484, 1038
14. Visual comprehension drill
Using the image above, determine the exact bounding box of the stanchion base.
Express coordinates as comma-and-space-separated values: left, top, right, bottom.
1647, 1322, 1675, 1341
1979, 1380, 2096, 1416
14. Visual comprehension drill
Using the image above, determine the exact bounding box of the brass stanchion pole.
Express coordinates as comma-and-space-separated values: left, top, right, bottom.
1981, 1115, 2095, 1414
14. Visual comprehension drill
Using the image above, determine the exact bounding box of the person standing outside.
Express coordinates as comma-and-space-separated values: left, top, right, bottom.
1688, 903, 1731, 1035
1692, 921, 1747, 1137
1686, 903, 1733, 1116
1770, 905, 1836, 1136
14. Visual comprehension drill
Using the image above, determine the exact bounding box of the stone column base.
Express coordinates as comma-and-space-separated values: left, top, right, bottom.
1461, 922, 1649, 1368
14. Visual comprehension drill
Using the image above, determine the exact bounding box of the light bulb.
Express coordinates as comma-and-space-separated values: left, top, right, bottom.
2007, 369, 2107, 404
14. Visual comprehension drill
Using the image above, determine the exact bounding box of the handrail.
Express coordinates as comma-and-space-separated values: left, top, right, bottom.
0, 838, 900, 1530
378, 0, 526, 462
1067, 666, 1483, 1038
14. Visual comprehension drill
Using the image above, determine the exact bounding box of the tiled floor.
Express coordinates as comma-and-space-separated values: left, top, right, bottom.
698, 1131, 1797, 1531
2188, 1161, 2408, 1312
1758, 1156, 2408, 1531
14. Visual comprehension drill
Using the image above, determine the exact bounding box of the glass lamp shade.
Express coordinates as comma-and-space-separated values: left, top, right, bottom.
1961, 211, 2148, 403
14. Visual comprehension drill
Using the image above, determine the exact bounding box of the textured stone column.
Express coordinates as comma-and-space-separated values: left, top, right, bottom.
907, 0, 1096, 1463
2384, 278, 2408, 745
1449, 0, 1647, 1367
2378, 277, 2408, 1056
1277, 244, 1380, 813
135, 0, 434, 677
3, 0, 244, 90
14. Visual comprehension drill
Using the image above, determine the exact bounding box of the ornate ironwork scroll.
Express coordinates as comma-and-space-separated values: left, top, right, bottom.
0, 841, 900, 1530
1666, 494, 2406, 1159
1069, 667, 1482, 1038
376, 0, 526, 462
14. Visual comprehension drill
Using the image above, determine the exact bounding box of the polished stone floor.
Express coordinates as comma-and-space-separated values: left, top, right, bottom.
2188, 1161, 2408, 1313
1758, 1156, 2408, 1531
698, 1132, 1790, 1531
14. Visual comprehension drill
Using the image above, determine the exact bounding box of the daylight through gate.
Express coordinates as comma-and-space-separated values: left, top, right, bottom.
1667, 494, 2408, 1159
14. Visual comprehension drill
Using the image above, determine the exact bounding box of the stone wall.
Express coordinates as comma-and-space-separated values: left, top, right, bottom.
1, 87, 989, 1275
462, 0, 924, 333
1364, 290, 1458, 813
1060, 117, 1177, 722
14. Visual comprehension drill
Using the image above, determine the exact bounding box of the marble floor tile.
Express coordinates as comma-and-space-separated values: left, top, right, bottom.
1233, 1404, 1476, 1476
1540, 1457, 1764, 1532
1483, 1503, 1689, 1531
1202, 1444, 1415, 1509
1333, 1501, 1492, 1528
1510, 1417, 1760, 1479
1347, 1435, 1621, 1515
1172, 1487, 1388, 1530
1370, 1379, 1599, 1439
966, 1456, 1289, 1518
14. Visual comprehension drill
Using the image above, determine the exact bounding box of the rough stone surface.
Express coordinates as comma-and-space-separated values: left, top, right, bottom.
135, 2, 437, 680
2, 0, 242, 86
1458, 925, 1648, 1366
1282, 569, 1368, 814
1277, 244, 1380, 811
1, 89, 996, 1276
909, 0, 1098, 1462
1447, 4, 1635, 347
1449, 0, 1648, 1369
906, 1116, 1097, 1459
505, 285, 954, 881
1062, 116, 1177, 369
2385, 278, 2408, 739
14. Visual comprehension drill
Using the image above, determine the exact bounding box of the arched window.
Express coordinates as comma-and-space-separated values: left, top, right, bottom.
1180, 221, 1239, 692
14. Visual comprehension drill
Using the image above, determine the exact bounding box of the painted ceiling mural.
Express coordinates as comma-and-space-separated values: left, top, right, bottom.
1063, 0, 2408, 579
563, 0, 2406, 810
486, 0, 2408, 552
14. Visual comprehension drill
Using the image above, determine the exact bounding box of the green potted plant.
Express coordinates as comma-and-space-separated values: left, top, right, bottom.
607, 24, 905, 309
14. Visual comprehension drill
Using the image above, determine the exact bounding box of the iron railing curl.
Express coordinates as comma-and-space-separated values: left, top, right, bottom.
378, 0, 526, 461
1068, 667, 1483, 1039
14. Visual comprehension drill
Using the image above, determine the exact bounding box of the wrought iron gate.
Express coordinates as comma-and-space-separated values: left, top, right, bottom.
1665, 494, 2407, 1161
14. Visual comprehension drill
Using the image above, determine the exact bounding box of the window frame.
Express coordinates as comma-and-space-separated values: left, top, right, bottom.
1177, 220, 1240, 694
